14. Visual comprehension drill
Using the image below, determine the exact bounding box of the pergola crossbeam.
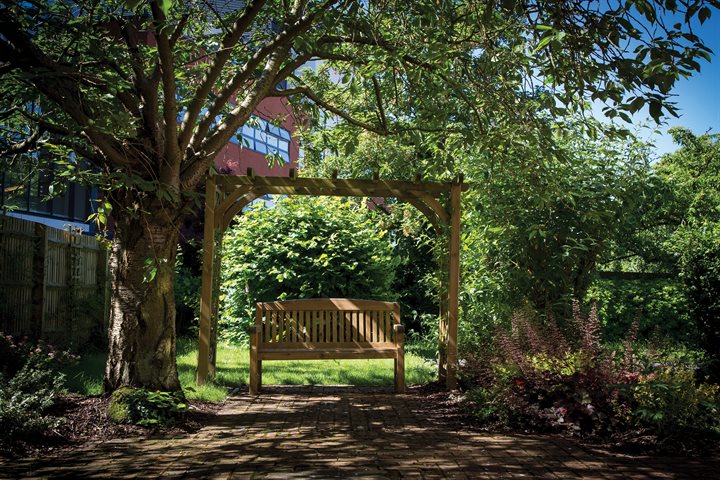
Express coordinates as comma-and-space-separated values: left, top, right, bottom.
215, 175, 466, 195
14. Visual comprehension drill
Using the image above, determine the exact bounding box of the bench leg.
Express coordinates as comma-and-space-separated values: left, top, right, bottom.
250, 357, 261, 395
395, 353, 405, 393
257, 360, 262, 391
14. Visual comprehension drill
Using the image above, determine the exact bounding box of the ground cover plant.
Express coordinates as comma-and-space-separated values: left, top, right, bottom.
459, 302, 720, 452
0, 334, 78, 455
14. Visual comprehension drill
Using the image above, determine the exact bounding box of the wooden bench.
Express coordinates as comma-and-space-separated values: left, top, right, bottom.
249, 298, 405, 394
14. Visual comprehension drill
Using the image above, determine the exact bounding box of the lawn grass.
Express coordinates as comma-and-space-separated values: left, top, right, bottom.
63, 337, 437, 401
62, 350, 105, 396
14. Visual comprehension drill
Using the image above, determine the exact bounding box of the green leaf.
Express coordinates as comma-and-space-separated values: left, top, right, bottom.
125, 0, 144, 10
648, 100, 662, 122
160, 0, 175, 16
534, 35, 553, 53
698, 6, 711, 25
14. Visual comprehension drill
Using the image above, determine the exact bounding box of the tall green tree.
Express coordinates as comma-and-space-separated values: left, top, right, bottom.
0, 0, 717, 391
658, 128, 720, 378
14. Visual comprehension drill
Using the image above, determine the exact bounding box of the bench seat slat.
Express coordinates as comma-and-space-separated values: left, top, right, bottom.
258, 349, 398, 361
260, 341, 397, 349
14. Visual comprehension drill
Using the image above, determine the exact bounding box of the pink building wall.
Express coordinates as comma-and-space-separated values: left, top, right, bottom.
214, 97, 300, 176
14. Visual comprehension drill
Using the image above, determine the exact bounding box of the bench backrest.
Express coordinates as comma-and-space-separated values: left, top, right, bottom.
255, 298, 401, 348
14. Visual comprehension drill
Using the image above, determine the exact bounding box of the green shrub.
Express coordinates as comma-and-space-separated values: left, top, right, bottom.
586, 278, 695, 344
0, 334, 73, 448
656, 129, 720, 382
220, 197, 397, 344
0, 361, 65, 446
109, 387, 188, 427
679, 230, 720, 382
460, 302, 720, 438
464, 385, 514, 425
632, 367, 720, 434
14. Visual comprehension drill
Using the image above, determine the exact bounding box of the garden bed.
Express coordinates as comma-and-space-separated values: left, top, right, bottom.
1, 394, 222, 458
415, 381, 720, 457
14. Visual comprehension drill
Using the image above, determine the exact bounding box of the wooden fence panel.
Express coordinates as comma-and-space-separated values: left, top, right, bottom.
0, 215, 109, 347
0, 216, 34, 336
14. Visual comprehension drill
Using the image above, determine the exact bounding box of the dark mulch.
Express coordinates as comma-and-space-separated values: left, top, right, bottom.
413, 381, 720, 458
411, 382, 475, 430
1, 394, 222, 459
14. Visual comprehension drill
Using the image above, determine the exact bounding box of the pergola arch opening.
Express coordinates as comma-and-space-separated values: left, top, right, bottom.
196, 169, 466, 390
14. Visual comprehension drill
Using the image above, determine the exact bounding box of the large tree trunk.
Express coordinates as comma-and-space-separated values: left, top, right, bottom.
104, 210, 181, 392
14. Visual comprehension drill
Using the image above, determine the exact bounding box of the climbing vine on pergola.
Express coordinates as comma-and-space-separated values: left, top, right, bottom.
196, 169, 466, 389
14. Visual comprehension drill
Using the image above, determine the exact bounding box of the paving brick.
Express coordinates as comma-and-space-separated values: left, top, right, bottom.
1, 386, 717, 479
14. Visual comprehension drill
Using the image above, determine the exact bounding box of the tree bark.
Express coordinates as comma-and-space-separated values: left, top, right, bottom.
104, 209, 181, 392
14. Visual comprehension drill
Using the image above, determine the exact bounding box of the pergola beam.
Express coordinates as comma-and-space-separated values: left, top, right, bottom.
215, 175, 467, 195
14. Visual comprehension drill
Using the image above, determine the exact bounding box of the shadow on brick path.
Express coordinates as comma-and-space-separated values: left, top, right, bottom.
2, 385, 718, 479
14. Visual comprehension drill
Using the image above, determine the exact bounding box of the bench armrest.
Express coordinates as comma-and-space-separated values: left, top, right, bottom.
249, 324, 259, 351
393, 324, 405, 345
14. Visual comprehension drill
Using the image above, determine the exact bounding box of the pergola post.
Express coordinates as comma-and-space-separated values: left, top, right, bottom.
438, 247, 448, 382
209, 230, 224, 377
197, 175, 217, 385
446, 179, 462, 389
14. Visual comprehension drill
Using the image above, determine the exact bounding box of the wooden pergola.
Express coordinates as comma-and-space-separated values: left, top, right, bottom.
195, 169, 467, 389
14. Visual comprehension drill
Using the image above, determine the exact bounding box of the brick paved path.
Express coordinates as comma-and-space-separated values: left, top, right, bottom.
2, 386, 717, 479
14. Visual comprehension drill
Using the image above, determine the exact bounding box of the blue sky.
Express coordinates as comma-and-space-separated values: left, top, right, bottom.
625, 15, 720, 157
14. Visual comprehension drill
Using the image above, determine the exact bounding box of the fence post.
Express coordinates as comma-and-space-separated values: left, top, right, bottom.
65, 232, 80, 347
97, 245, 111, 338
31, 223, 48, 339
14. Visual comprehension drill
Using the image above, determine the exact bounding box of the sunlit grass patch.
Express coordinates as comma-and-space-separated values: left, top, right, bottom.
65, 337, 437, 402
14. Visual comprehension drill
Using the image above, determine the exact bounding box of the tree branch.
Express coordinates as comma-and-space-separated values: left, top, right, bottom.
272, 53, 313, 86
178, 0, 268, 152
372, 75, 388, 131
42, 137, 104, 167
169, 14, 190, 48
182, 45, 292, 188
314, 32, 486, 130
17, 110, 73, 136
0, 128, 41, 156
271, 81, 465, 136
275, 81, 387, 134
121, 20, 162, 150
0, 9, 135, 168
150, 0, 180, 185
187, 0, 342, 155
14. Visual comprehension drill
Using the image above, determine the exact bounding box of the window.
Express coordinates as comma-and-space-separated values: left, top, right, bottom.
0, 162, 97, 223
231, 115, 291, 163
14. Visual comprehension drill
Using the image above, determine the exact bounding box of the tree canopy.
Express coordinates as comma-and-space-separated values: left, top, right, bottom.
1, 0, 718, 391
